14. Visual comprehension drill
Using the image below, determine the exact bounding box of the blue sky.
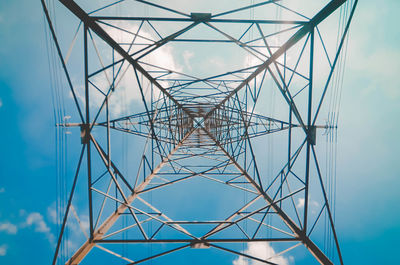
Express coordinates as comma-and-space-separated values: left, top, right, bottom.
0, 0, 399, 265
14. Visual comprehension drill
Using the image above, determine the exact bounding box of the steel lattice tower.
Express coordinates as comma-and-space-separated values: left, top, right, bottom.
42, 0, 357, 264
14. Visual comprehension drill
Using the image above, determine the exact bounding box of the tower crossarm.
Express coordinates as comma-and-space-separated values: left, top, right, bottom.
97, 106, 193, 144
205, 105, 297, 144
92, 105, 296, 145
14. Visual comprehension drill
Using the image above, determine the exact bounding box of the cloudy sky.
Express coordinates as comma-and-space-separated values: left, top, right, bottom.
0, 0, 399, 264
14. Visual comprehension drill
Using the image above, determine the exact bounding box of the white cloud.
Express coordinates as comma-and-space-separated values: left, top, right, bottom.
79, 217, 90, 234
296, 198, 319, 209
183, 50, 194, 71
352, 47, 400, 99
68, 214, 90, 237
0, 98, 3, 108
66, 239, 78, 251
296, 198, 305, 209
243, 52, 263, 69
84, 21, 182, 117
44, 203, 90, 250
296, 198, 320, 214
47, 204, 58, 225
0, 222, 17, 234
0, 187, 4, 193
69, 205, 90, 237
25, 212, 50, 233
341, 2, 400, 101
232, 242, 289, 265
23, 212, 55, 245
208, 56, 228, 73
0, 244, 7, 256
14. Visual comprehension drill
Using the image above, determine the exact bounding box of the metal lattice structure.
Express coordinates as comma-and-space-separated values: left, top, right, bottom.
42, 0, 357, 264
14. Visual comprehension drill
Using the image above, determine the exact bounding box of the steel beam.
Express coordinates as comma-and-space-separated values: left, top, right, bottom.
96, 238, 298, 243
93, 16, 307, 25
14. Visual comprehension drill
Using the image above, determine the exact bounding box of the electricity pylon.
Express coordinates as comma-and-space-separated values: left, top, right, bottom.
42, 0, 357, 264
